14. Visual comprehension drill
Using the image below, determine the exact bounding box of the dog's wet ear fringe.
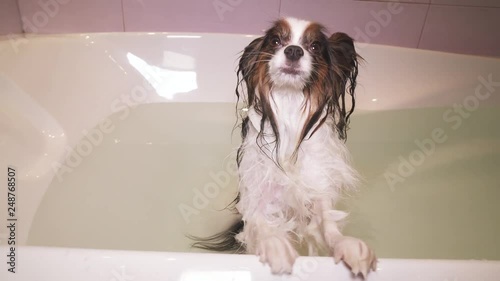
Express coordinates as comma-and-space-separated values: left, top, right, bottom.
189, 220, 245, 253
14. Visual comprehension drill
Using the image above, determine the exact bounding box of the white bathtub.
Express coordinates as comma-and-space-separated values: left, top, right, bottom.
1, 32, 500, 280
1, 246, 500, 281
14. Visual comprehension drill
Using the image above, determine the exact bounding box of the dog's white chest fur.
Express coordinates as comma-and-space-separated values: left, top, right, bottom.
237, 91, 357, 230
249, 90, 308, 161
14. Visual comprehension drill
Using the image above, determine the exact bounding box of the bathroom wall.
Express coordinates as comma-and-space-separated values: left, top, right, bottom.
1, 0, 499, 57
1, 0, 500, 262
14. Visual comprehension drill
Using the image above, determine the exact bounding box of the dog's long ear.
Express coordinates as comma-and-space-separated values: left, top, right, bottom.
236, 36, 264, 107
328, 32, 361, 140
329, 32, 359, 82
238, 37, 264, 84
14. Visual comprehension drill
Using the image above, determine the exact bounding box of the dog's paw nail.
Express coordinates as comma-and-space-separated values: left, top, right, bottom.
372, 260, 378, 271
351, 265, 359, 275
360, 267, 369, 279
331, 236, 377, 277
360, 262, 369, 277
256, 236, 298, 275
334, 253, 342, 264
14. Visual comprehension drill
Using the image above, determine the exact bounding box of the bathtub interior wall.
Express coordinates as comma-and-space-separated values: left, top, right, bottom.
0, 33, 499, 261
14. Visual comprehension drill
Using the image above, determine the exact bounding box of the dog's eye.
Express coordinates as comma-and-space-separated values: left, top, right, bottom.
310, 42, 321, 52
271, 37, 281, 46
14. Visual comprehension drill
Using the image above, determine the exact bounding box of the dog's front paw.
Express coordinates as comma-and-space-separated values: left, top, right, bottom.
256, 236, 299, 274
331, 236, 377, 278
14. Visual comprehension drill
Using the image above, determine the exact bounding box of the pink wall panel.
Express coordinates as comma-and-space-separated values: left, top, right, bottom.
360, 0, 430, 3
17, 0, 124, 33
431, 0, 500, 8
122, 0, 280, 34
280, 0, 429, 48
2, 0, 498, 57
419, 5, 500, 57
0, 0, 23, 35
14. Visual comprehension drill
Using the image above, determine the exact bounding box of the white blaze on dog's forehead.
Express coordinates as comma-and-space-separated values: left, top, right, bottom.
285, 17, 311, 45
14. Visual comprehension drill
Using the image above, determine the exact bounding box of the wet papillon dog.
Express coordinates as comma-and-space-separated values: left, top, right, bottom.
192, 17, 377, 278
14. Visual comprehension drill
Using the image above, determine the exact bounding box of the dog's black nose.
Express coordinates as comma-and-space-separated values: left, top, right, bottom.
284, 45, 304, 61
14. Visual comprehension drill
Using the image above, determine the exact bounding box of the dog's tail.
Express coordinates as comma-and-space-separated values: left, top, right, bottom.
189, 219, 245, 253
